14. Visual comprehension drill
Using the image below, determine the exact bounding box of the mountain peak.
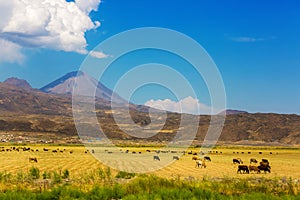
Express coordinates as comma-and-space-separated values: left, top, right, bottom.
40, 71, 126, 104
4, 77, 32, 90
219, 109, 248, 115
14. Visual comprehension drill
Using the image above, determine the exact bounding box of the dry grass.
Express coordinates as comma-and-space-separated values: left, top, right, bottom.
0, 145, 299, 180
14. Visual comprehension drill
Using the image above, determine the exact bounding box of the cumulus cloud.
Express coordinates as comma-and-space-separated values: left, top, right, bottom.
0, 0, 101, 63
90, 51, 111, 59
145, 96, 213, 115
0, 38, 24, 64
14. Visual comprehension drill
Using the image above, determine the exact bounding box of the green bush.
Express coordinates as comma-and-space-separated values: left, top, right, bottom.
62, 169, 70, 179
42, 171, 51, 180
29, 167, 40, 180
115, 171, 136, 179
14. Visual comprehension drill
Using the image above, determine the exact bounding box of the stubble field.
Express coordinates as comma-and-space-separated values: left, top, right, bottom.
0, 144, 299, 180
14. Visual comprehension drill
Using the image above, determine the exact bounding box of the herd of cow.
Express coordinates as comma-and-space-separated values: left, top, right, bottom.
0, 146, 86, 164
2, 146, 273, 174
151, 149, 272, 174
236, 158, 271, 174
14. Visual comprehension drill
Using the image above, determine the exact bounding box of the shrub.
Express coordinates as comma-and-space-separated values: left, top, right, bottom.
42, 171, 51, 180
62, 169, 70, 179
115, 171, 136, 179
29, 167, 40, 180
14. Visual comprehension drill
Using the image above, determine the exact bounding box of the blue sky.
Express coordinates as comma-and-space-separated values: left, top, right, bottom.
0, 0, 299, 114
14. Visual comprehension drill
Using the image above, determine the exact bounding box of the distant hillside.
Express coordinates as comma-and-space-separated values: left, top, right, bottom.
0, 73, 300, 145
4, 77, 32, 90
219, 109, 248, 115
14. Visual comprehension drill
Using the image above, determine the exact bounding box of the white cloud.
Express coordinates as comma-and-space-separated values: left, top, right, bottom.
90, 51, 111, 59
0, 0, 101, 63
75, 0, 101, 14
0, 38, 24, 64
145, 96, 213, 115
230, 36, 276, 43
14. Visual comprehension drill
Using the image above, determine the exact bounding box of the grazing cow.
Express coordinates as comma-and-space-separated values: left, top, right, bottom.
132, 151, 136, 154
153, 155, 160, 161
261, 159, 269, 164
193, 152, 197, 156
258, 164, 271, 173
146, 150, 151, 152
29, 157, 38, 163
250, 158, 258, 164
52, 150, 57, 153
92, 149, 95, 153
195, 160, 206, 168
233, 158, 243, 164
69, 150, 73, 154
173, 156, 179, 160
259, 152, 262, 154
249, 165, 260, 173
237, 165, 249, 174
192, 156, 200, 160
43, 148, 49, 152
204, 156, 211, 162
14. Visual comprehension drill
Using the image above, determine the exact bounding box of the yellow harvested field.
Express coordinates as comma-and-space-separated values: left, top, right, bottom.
0, 145, 299, 179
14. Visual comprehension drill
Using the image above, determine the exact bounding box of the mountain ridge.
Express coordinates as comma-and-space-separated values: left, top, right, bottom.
0, 72, 300, 145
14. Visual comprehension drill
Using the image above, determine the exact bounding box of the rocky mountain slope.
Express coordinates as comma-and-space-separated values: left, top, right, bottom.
0, 74, 300, 145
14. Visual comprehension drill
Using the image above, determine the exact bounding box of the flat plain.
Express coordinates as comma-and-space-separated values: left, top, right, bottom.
0, 144, 299, 180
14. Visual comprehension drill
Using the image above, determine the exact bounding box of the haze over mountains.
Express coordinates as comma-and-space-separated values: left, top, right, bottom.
0, 71, 300, 145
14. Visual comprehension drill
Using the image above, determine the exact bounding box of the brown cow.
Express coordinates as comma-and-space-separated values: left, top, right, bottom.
192, 156, 200, 160
258, 161, 271, 173
29, 157, 38, 163
249, 165, 260, 173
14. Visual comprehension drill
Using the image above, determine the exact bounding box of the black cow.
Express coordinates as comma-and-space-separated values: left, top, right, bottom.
204, 156, 211, 162
153, 155, 160, 161
261, 159, 269, 164
237, 165, 249, 174
250, 158, 258, 164
173, 156, 179, 160
233, 158, 243, 164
